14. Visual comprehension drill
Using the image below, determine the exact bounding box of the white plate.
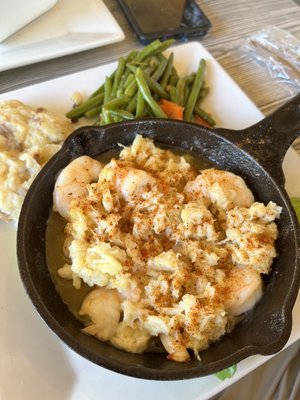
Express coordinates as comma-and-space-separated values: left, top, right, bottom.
0, 41, 299, 400
0, 0, 124, 72
0, 0, 57, 43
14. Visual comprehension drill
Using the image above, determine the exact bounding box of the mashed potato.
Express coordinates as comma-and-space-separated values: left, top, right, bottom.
55, 135, 281, 362
0, 100, 73, 221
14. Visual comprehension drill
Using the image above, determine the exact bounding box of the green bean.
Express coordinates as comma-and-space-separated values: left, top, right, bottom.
194, 106, 216, 126
126, 50, 139, 63
118, 50, 138, 80
104, 76, 112, 104
134, 40, 160, 62
126, 62, 155, 76
85, 105, 102, 119
152, 93, 159, 102
175, 73, 196, 106
196, 86, 209, 106
67, 41, 213, 127
144, 73, 169, 99
184, 85, 190, 105
126, 93, 138, 113
120, 68, 131, 87
184, 73, 196, 86
148, 39, 175, 57
113, 116, 123, 122
147, 56, 161, 69
144, 65, 156, 76
111, 57, 125, 98
176, 78, 186, 106
144, 102, 154, 117
136, 89, 145, 118
128, 56, 159, 72
151, 57, 168, 81
133, 40, 159, 62
120, 68, 134, 87
169, 74, 179, 86
124, 79, 138, 96
109, 109, 135, 120
101, 108, 113, 125
125, 64, 155, 97
157, 53, 167, 62
160, 53, 174, 88
91, 51, 137, 99
184, 59, 206, 122
135, 39, 175, 62
122, 73, 135, 89
104, 95, 130, 109
66, 93, 104, 119
169, 75, 179, 87
116, 87, 124, 97
135, 67, 167, 118
169, 86, 178, 103
126, 64, 139, 74
127, 60, 148, 67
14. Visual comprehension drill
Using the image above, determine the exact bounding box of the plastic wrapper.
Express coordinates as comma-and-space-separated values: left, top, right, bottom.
244, 27, 300, 95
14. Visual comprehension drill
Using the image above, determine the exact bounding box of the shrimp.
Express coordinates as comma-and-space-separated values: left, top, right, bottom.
160, 333, 190, 362
223, 266, 263, 316
184, 168, 254, 210
57, 263, 81, 289
116, 167, 156, 202
63, 232, 73, 258
79, 287, 121, 341
110, 322, 151, 354
53, 155, 103, 219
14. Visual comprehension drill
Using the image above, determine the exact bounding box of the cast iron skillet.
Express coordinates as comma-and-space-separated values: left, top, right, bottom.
17, 93, 300, 380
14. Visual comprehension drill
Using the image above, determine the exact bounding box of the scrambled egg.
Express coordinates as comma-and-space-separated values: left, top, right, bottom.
56, 135, 281, 362
0, 100, 73, 221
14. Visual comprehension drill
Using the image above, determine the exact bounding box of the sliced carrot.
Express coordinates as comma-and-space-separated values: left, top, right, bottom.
158, 99, 184, 120
194, 114, 212, 128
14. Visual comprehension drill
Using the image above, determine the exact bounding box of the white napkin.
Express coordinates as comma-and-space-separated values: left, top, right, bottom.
0, 0, 57, 42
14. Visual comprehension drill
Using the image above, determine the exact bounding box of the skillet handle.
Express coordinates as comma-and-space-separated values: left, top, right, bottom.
217, 93, 300, 187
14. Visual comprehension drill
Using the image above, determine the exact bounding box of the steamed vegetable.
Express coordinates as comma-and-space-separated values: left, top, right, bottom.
66, 39, 215, 126
158, 99, 184, 120
183, 59, 206, 122
135, 67, 167, 118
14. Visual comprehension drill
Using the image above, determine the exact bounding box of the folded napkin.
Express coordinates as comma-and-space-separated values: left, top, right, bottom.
244, 27, 300, 95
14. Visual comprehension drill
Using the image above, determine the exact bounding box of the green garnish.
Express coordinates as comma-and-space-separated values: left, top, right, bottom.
291, 197, 300, 222
215, 364, 237, 381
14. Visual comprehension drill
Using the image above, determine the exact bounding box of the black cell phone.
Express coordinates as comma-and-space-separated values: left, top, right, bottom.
117, 0, 211, 43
